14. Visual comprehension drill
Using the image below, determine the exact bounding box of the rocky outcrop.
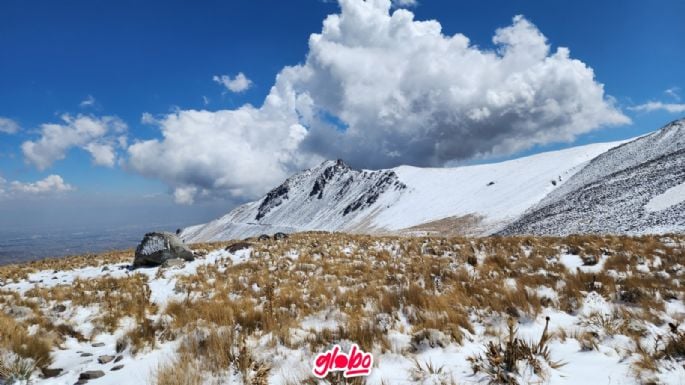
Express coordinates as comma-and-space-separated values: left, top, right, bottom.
133, 232, 195, 267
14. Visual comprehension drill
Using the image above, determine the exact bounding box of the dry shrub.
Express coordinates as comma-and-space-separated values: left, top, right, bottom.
469, 317, 563, 385
0, 313, 53, 369
154, 354, 203, 385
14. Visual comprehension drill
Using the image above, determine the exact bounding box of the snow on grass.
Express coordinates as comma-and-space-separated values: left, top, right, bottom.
2, 234, 684, 385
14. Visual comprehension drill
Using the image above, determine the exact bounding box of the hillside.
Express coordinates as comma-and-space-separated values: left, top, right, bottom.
181, 141, 622, 242
502, 119, 685, 235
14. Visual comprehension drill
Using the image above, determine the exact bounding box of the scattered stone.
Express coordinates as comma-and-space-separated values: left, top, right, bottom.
98, 355, 115, 364
80, 352, 93, 357
114, 355, 123, 363
257, 234, 271, 241
111, 365, 124, 371
74, 380, 88, 385
225, 242, 253, 253
91, 342, 106, 347
79, 370, 105, 380
410, 329, 451, 352
133, 232, 195, 268
161, 258, 185, 268
505, 306, 520, 318
115, 339, 127, 353
273, 232, 289, 240
101, 266, 110, 272
487, 181, 495, 186
53, 304, 67, 313
41, 367, 63, 378
581, 255, 599, 266
5, 305, 32, 318
193, 248, 208, 257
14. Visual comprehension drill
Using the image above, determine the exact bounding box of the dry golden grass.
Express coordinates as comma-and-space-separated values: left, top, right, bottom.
1, 232, 684, 384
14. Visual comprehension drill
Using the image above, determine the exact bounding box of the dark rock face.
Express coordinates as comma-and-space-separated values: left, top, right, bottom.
343, 171, 406, 216
310, 160, 350, 199
133, 232, 195, 267
256, 184, 289, 220
225, 242, 253, 253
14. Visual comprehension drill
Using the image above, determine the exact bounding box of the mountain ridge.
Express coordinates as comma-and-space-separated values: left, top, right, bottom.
181, 137, 627, 242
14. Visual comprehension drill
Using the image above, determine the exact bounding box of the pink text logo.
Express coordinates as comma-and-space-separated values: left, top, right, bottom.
312, 343, 373, 378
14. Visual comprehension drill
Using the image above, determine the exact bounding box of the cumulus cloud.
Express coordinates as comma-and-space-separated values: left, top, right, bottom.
0, 174, 74, 196
127, 106, 313, 204
21, 114, 127, 170
0, 117, 20, 134
128, 0, 628, 203
629, 101, 685, 114
213, 73, 252, 93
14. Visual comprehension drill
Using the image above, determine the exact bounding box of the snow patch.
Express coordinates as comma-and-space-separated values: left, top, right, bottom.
645, 181, 685, 212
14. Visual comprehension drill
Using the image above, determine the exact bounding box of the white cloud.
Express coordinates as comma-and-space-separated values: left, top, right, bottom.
80, 95, 97, 108
173, 186, 199, 205
392, 0, 417, 7
84, 142, 117, 167
3, 174, 74, 195
629, 101, 685, 114
127, 106, 314, 204
213, 73, 252, 93
21, 114, 127, 170
0, 117, 20, 134
128, 0, 628, 203
665, 87, 681, 101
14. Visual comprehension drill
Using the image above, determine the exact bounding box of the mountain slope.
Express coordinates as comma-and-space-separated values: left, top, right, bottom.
501, 119, 685, 235
181, 141, 622, 242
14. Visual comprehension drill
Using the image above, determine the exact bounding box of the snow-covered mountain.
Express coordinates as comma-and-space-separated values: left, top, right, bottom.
501, 119, 685, 235
181, 141, 623, 242
182, 119, 685, 242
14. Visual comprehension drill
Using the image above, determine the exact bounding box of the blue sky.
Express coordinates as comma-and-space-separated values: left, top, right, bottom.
0, 0, 684, 232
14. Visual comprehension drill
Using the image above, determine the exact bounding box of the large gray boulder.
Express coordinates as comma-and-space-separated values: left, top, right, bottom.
133, 232, 194, 267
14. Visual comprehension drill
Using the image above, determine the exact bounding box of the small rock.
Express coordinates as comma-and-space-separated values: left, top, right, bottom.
91, 342, 105, 347
111, 365, 124, 371
101, 266, 110, 272
193, 248, 208, 257
5, 305, 32, 318
98, 355, 115, 364
114, 355, 123, 363
273, 232, 288, 240
53, 304, 67, 313
257, 234, 271, 241
80, 352, 93, 357
79, 370, 105, 380
41, 367, 63, 378
225, 242, 252, 253
74, 380, 88, 385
